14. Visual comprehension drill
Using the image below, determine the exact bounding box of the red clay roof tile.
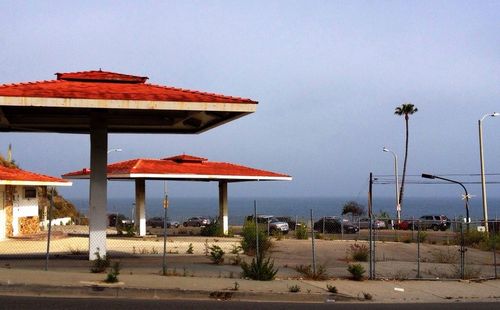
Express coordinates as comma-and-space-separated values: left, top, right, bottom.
0, 70, 257, 104
0, 165, 71, 184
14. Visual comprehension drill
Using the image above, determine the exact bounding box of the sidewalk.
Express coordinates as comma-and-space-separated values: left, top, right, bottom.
0, 267, 499, 303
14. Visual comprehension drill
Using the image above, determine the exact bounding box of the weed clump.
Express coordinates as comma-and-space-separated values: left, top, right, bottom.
105, 262, 121, 283
348, 243, 369, 262
347, 263, 365, 281
295, 264, 329, 280
90, 251, 110, 273
209, 245, 225, 264
241, 256, 278, 281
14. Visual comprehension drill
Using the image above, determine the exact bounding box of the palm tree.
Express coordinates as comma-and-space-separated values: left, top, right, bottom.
394, 103, 418, 219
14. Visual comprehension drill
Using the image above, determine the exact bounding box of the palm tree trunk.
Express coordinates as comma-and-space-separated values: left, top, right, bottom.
399, 115, 409, 212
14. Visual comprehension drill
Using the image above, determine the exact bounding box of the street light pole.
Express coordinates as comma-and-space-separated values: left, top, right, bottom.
383, 147, 400, 223
421, 173, 470, 231
107, 148, 123, 154
479, 112, 499, 233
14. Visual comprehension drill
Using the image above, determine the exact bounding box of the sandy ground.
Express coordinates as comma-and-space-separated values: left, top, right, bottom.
0, 225, 497, 280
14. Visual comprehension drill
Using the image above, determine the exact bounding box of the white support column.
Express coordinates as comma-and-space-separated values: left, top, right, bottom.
135, 179, 146, 236
218, 181, 228, 235
88, 121, 108, 260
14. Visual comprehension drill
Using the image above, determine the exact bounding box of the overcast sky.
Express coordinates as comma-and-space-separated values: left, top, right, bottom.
0, 1, 499, 202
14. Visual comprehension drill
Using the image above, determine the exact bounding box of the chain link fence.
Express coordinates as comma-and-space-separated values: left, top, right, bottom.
1, 207, 498, 281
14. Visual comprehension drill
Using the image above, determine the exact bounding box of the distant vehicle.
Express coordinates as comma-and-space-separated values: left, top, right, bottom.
183, 216, 211, 227
313, 217, 359, 234
246, 215, 289, 234
358, 218, 387, 229
146, 217, 180, 228
274, 216, 304, 230
397, 215, 450, 231
108, 214, 133, 227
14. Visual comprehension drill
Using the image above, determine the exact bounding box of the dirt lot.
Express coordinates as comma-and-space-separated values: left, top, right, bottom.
0, 225, 497, 280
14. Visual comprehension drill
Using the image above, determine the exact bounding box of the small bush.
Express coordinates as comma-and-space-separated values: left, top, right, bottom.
201, 221, 224, 237
417, 231, 427, 243
288, 284, 301, 293
186, 243, 194, 254
240, 221, 272, 256
347, 264, 365, 281
241, 256, 278, 281
90, 251, 110, 273
348, 243, 369, 262
209, 245, 225, 264
326, 284, 338, 293
295, 224, 308, 240
457, 230, 488, 247
105, 262, 120, 283
295, 264, 329, 280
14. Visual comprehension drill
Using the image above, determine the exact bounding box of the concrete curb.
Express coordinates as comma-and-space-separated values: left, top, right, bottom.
0, 282, 359, 303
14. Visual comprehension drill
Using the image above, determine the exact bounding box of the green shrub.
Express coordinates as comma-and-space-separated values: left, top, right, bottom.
295, 264, 329, 280
240, 221, 272, 256
348, 243, 369, 262
457, 230, 487, 247
209, 245, 225, 264
417, 231, 427, 243
295, 224, 308, 240
90, 251, 110, 273
105, 262, 120, 283
241, 256, 278, 281
201, 221, 224, 237
347, 264, 365, 281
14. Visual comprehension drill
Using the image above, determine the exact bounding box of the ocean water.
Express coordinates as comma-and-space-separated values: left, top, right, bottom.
70, 196, 500, 225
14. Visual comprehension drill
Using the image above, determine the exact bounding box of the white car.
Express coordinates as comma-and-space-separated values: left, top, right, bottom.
358, 218, 387, 229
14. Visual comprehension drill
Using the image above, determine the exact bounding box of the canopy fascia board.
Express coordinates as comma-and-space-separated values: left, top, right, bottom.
0, 96, 257, 113
64, 173, 292, 182
0, 180, 72, 186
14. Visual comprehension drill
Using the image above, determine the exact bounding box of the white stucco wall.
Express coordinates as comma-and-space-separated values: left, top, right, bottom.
11, 186, 38, 236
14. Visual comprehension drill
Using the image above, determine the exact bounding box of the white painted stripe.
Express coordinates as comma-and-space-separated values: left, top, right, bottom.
64, 173, 291, 181
0, 180, 72, 186
0, 96, 257, 113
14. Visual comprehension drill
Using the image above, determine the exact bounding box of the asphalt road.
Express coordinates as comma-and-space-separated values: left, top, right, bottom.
0, 296, 499, 310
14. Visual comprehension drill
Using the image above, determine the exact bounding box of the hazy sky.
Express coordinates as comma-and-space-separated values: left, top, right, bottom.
0, 1, 499, 203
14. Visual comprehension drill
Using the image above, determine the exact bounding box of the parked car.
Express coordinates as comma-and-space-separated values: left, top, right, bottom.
108, 214, 133, 227
183, 216, 211, 227
313, 217, 359, 234
274, 216, 304, 230
146, 217, 180, 228
358, 218, 387, 229
397, 215, 450, 231
246, 215, 290, 234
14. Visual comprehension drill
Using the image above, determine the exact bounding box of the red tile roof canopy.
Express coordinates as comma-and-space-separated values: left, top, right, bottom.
63, 154, 292, 182
0, 165, 72, 186
0, 70, 257, 134
0, 70, 256, 103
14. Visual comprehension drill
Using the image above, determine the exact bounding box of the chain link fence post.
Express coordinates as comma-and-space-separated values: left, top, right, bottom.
417, 220, 421, 279
45, 187, 54, 271
310, 209, 316, 275
254, 200, 259, 259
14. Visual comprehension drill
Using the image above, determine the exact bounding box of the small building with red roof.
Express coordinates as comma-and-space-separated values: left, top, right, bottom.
63, 154, 291, 235
0, 165, 71, 239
